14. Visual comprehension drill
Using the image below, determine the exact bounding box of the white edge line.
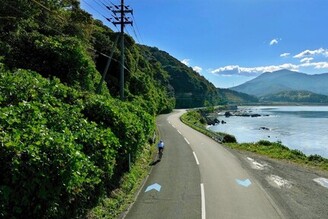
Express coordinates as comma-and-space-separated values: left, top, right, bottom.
193, 151, 200, 165
201, 183, 206, 219
184, 137, 190, 145
178, 130, 182, 135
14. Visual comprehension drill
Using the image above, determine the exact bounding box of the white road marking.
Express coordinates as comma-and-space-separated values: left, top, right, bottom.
178, 130, 182, 135
201, 183, 206, 219
184, 137, 190, 145
193, 152, 200, 165
313, 178, 328, 189
266, 175, 292, 189
247, 157, 269, 170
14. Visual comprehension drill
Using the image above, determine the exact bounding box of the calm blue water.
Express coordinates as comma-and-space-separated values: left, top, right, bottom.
209, 106, 328, 158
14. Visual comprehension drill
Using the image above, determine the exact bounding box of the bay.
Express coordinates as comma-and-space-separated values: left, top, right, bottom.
208, 106, 328, 158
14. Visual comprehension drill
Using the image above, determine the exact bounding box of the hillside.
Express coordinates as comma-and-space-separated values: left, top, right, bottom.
217, 88, 259, 104
231, 69, 328, 97
261, 90, 328, 103
140, 46, 223, 108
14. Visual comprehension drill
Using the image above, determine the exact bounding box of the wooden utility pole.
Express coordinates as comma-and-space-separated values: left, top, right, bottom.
108, 0, 133, 99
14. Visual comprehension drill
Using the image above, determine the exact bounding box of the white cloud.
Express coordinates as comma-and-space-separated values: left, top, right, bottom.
193, 66, 202, 73
300, 62, 328, 69
181, 59, 190, 66
211, 63, 299, 77
300, 57, 314, 63
270, 38, 279, 46
293, 48, 328, 59
280, 53, 290, 57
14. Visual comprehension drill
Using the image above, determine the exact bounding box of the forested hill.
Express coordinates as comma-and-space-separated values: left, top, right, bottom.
140, 46, 222, 108
0, 1, 222, 218
217, 88, 259, 104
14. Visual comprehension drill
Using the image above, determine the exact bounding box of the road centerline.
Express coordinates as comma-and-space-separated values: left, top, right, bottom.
201, 183, 206, 219
193, 151, 200, 165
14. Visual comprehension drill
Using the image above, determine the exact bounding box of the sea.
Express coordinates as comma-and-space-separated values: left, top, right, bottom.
208, 106, 328, 159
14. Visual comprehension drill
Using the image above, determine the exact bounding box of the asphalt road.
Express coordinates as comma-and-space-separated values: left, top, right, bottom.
124, 110, 286, 219
124, 112, 201, 219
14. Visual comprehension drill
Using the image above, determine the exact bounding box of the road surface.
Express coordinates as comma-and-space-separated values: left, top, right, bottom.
124, 110, 285, 219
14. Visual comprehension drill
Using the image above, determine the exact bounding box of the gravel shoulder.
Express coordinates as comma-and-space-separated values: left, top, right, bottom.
226, 147, 328, 219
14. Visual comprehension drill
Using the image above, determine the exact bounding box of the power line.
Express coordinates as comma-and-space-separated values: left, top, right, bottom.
30, 0, 65, 21
82, 0, 119, 32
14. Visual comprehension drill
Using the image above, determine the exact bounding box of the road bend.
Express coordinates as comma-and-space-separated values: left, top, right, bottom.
124, 110, 285, 219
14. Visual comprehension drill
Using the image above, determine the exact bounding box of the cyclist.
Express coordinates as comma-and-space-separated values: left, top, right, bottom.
157, 140, 164, 160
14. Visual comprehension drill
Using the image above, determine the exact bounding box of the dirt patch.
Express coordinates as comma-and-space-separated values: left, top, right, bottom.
228, 147, 328, 219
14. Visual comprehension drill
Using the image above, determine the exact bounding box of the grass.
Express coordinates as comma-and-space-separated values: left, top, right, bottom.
180, 110, 236, 143
86, 144, 156, 219
181, 110, 328, 172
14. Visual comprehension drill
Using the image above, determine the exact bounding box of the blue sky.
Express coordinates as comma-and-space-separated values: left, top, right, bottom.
81, 0, 328, 88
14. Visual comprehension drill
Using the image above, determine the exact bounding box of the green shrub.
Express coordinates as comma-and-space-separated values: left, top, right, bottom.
0, 104, 103, 218
257, 140, 272, 146
0, 68, 151, 218
82, 95, 155, 168
308, 154, 325, 163
222, 134, 237, 143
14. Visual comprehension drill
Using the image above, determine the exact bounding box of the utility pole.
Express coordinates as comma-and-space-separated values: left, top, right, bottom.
106, 0, 133, 99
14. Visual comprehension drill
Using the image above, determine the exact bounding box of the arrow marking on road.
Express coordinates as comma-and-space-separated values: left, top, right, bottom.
145, 183, 161, 192
313, 178, 328, 189
236, 179, 252, 187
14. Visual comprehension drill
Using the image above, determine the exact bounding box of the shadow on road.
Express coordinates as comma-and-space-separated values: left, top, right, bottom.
149, 160, 161, 166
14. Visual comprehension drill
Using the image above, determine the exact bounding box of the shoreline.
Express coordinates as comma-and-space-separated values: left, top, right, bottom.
208, 105, 328, 159
181, 109, 328, 171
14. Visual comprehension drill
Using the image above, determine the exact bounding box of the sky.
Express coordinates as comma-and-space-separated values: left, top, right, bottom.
80, 0, 328, 88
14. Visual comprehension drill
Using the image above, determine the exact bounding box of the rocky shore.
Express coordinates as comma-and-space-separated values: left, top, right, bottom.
205, 108, 269, 126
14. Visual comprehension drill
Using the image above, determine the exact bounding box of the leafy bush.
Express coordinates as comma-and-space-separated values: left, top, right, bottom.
82, 95, 155, 165
0, 102, 103, 218
308, 154, 325, 163
222, 134, 237, 143
0, 68, 153, 218
257, 140, 272, 146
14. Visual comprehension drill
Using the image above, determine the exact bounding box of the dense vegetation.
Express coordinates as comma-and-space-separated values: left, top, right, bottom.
141, 46, 223, 108
0, 0, 223, 218
217, 88, 259, 104
0, 65, 156, 218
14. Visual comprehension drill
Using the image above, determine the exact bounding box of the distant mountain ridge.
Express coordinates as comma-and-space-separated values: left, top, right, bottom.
230, 70, 328, 97
261, 90, 328, 103
217, 88, 259, 104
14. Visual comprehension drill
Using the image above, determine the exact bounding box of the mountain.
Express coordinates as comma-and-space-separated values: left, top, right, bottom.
217, 88, 259, 104
230, 69, 328, 97
261, 90, 328, 103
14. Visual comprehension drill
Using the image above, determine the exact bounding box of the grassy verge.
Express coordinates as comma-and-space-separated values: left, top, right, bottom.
86, 144, 156, 219
181, 110, 328, 172
180, 110, 237, 143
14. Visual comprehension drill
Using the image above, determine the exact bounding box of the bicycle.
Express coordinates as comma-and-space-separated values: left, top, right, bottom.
158, 147, 164, 161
